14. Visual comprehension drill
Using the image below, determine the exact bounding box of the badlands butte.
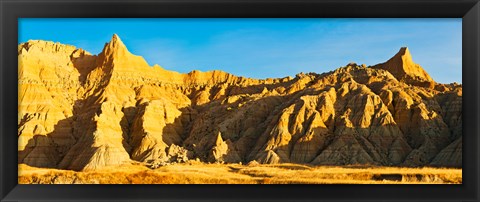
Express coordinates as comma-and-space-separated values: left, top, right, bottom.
18, 34, 462, 173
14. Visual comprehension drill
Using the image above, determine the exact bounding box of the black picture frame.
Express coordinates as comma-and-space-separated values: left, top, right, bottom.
1, 0, 479, 201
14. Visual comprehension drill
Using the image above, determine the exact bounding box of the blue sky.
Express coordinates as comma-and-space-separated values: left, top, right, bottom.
19, 18, 462, 83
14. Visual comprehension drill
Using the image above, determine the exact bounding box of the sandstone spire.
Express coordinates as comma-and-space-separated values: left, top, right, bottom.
214, 131, 223, 146
372, 47, 434, 88
95, 34, 150, 70
103, 34, 128, 56
99, 34, 134, 63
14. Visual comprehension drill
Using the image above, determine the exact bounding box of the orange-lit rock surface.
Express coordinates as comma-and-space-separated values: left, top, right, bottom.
18, 34, 462, 170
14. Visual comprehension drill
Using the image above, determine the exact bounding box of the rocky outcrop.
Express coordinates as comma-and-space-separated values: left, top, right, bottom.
208, 132, 242, 163
18, 35, 462, 170
372, 47, 435, 88
430, 137, 462, 167
129, 99, 184, 162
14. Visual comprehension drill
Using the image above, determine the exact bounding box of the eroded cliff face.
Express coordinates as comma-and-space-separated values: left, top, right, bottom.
18, 34, 462, 170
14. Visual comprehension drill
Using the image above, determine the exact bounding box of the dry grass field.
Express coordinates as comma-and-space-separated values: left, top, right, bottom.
18, 163, 462, 184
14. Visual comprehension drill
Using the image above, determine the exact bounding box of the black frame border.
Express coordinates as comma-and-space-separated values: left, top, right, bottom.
1, 0, 479, 202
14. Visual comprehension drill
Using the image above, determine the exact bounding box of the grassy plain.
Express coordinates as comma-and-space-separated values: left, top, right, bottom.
18, 163, 462, 184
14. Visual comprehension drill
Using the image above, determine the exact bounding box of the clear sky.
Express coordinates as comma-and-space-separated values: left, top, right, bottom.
19, 18, 462, 83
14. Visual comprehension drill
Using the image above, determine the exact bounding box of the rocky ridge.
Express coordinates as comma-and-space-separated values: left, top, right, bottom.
18, 34, 462, 170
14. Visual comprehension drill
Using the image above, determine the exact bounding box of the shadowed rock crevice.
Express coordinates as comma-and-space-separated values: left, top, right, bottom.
18, 118, 74, 168
70, 49, 97, 85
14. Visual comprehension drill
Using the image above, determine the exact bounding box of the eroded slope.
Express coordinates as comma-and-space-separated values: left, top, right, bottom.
18, 35, 462, 171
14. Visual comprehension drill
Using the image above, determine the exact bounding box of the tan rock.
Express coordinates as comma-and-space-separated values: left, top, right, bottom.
208, 132, 241, 163
430, 137, 462, 167
372, 47, 435, 88
129, 99, 183, 162
17, 35, 462, 170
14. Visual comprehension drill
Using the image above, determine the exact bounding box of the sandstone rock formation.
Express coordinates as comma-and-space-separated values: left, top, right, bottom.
372, 47, 435, 88
18, 35, 462, 170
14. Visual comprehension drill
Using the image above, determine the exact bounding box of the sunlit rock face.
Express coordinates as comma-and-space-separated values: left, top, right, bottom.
18, 35, 462, 170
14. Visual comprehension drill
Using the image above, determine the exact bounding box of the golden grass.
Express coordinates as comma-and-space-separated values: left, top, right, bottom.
18, 163, 462, 184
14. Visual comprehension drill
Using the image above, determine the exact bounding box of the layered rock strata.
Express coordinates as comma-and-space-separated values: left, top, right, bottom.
18, 35, 462, 170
